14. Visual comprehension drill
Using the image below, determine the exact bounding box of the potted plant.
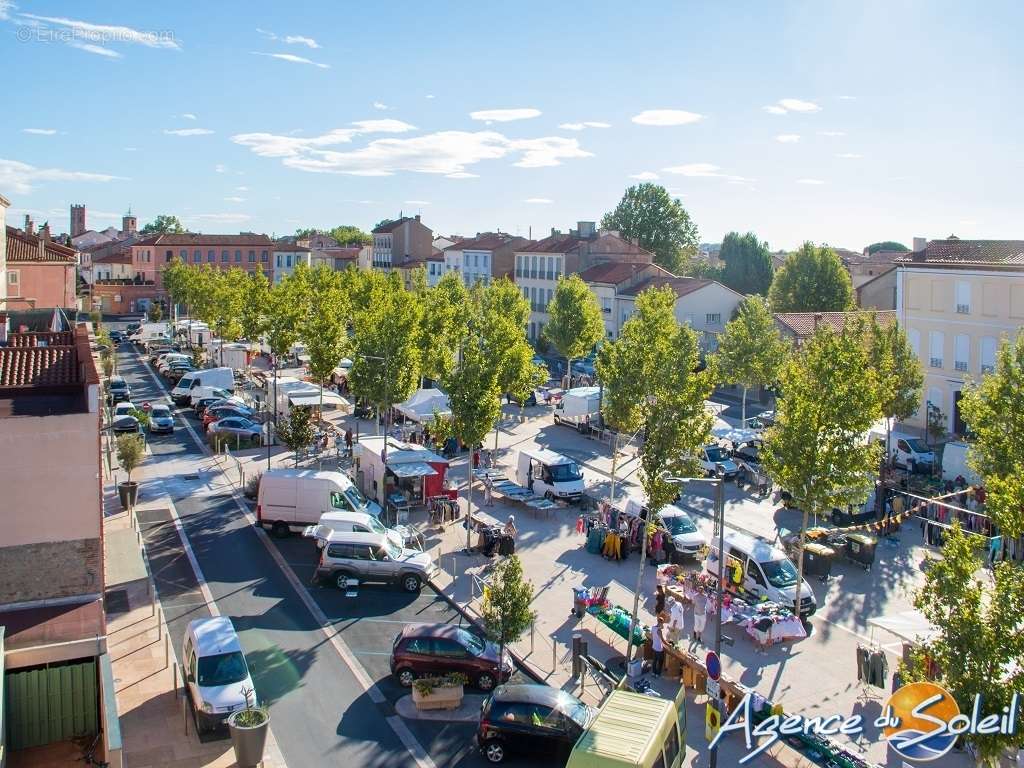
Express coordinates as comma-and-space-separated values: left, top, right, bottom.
227, 687, 269, 768
244, 471, 262, 500
411, 673, 468, 711
115, 433, 145, 510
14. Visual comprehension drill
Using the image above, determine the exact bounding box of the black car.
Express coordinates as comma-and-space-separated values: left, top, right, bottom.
109, 330, 125, 343
476, 685, 595, 764
107, 376, 131, 404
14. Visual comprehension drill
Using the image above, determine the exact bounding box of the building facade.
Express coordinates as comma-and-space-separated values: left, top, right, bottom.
371, 216, 433, 270
896, 238, 1024, 435
0, 194, 8, 305
4, 224, 79, 310
131, 233, 277, 287
444, 233, 528, 288
273, 243, 312, 283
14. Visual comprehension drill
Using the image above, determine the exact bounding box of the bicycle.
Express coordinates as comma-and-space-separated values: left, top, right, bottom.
75, 732, 109, 767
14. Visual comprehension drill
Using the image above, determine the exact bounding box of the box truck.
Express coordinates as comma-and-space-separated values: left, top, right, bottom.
171, 367, 235, 405
515, 448, 585, 503
552, 386, 600, 432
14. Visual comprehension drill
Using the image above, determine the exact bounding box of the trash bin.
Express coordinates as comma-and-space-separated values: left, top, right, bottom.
801, 543, 835, 580
844, 533, 877, 570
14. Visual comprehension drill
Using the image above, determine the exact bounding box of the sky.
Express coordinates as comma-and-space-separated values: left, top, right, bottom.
1, 0, 1022, 252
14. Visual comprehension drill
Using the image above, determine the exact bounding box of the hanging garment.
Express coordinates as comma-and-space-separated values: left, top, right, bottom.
867, 650, 888, 688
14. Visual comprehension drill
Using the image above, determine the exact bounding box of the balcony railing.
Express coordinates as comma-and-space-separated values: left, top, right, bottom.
929, 357, 943, 368
954, 361, 969, 372
956, 304, 970, 314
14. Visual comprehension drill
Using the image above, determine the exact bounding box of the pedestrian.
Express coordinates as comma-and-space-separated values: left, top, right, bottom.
344, 427, 353, 457
668, 596, 684, 644
691, 589, 708, 644
654, 585, 666, 618
651, 616, 667, 676
503, 514, 517, 538
484, 481, 493, 507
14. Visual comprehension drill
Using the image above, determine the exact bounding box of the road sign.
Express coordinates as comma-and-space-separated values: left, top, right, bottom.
706, 651, 721, 680
705, 700, 721, 741
705, 677, 721, 699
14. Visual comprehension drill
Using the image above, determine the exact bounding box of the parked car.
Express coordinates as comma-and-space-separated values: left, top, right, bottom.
700, 444, 739, 480
107, 375, 131, 405
476, 685, 595, 764
390, 622, 512, 692
156, 353, 191, 372
149, 404, 175, 434
148, 345, 174, 363
109, 330, 125, 343
112, 402, 140, 433
746, 410, 776, 430
207, 417, 263, 443
315, 530, 436, 593
181, 617, 256, 733
194, 392, 241, 416
203, 404, 253, 429
164, 362, 195, 382
125, 322, 141, 335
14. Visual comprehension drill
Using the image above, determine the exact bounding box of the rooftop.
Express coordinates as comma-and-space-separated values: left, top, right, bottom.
0, 323, 98, 416
273, 242, 312, 252
618, 273, 711, 298
0, 597, 104, 654
577, 260, 654, 285
515, 233, 586, 254
443, 233, 528, 252
6, 226, 77, 263
773, 310, 897, 339
135, 233, 276, 247
906, 237, 1024, 267
372, 216, 424, 234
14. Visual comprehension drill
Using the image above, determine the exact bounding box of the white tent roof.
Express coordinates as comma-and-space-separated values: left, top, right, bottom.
868, 610, 939, 645
288, 390, 350, 410
395, 388, 451, 423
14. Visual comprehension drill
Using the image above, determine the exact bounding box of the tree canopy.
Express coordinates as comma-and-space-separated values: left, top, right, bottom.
714, 295, 789, 423
865, 241, 908, 254
865, 316, 923, 454
600, 183, 699, 274
544, 274, 605, 375
768, 242, 854, 312
481, 555, 536, 667
140, 214, 184, 235
294, 225, 372, 246
719, 231, 774, 296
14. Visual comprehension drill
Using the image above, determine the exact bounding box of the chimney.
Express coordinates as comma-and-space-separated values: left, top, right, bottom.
41, 222, 51, 241
24, 214, 34, 236
414, 214, 421, 222
912, 236, 927, 252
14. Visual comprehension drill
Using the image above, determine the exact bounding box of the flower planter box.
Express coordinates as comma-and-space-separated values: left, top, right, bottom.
412, 683, 464, 711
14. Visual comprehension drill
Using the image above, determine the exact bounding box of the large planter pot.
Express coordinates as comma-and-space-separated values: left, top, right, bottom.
412, 683, 464, 711
118, 481, 139, 510
227, 709, 270, 768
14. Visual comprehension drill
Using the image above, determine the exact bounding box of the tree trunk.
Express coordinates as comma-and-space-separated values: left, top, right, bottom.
609, 432, 620, 503
624, 512, 651, 671
885, 416, 892, 469
465, 456, 474, 552
793, 504, 810, 620
566, 357, 573, 387
741, 385, 748, 427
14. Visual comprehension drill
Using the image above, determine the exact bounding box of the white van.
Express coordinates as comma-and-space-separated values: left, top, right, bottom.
256, 469, 382, 536
941, 441, 980, 484
171, 367, 235, 405
704, 531, 817, 617
869, 430, 935, 473
552, 386, 601, 432
189, 385, 236, 408
303, 509, 410, 550
515, 449, 585, 503
622, 496, 706, 559
181, 617, 256, 733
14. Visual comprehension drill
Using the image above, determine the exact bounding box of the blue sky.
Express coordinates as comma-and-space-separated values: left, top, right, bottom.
2, 0, 1021, 251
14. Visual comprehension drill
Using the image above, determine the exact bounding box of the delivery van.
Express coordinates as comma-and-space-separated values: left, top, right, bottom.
256, 469, 382, 537
171, 367, 235, 405
941, 441, 980, 484
553, 386, 601, 433
566, 687, 686, 768
516, 448, 584, 503
705, 531, 817, 617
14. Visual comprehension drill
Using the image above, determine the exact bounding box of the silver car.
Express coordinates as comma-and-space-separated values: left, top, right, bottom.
208, 417, 263, 444
149, 404, 175, 434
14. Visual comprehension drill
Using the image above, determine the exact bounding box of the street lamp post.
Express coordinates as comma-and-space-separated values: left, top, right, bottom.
363, 353, 390, 505
666, 474, 726, 768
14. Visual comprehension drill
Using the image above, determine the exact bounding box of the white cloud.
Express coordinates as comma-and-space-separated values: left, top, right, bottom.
559, 121, 610, 131
631, 110, 704, 126
224, 196, 246, 202
18, 13, 180, 49
373, 101, 390, 110
470, 108, 542, 123
662, 162, 752, 184
775, 134, 801, 143
233, 125, 590, 176
0, 157, 125, 194
820, 130, 846, 137
214, 164, 227, 174
425, 94, 435, 99
0, 1, 12, 21
524, 198, 553, 204
836, 153, 863, 159
235, 185, 249, 191
284, 35, 319, 48
164, 128, 214, 136
796, 178, 825, 185
764, 98, 822, 115
251, 52, 329, 69
762, 105, 787, 115
404, 200, 430, 205
23, 128, 57, 135
445, 172, 478, 179
630, 171, 659, 181
181, 113, 197, 120
68, 41, 121, 58
187, 213, 253, 224
838, 95, 856, 101
124, 147, 137, 152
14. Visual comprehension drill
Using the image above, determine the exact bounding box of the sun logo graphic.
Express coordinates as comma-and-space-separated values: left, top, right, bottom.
883, 682, 960, 761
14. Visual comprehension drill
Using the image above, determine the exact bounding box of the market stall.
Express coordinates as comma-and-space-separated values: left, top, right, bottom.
473, 468, 560, 515
395, 388, 451, 423
354, 436, 449, 507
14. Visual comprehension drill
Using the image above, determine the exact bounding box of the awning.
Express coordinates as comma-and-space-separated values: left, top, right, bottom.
289, 391, 350, 409
868, 610, 939, 645
712, 426, 762, 445
389, 461, 438, 479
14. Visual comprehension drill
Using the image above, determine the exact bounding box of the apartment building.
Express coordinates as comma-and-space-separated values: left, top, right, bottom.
515, 223, 653, 340
896, 237, 1024, 435
4, 221, 79, 310
131, 233, 277, 286
371, 215, 432, 269
0, 319, 121, 761
273, 242, 312, 283
444, 233, 528, 288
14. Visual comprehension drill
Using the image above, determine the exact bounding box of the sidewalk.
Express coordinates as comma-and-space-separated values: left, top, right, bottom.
104, 457, 287, 767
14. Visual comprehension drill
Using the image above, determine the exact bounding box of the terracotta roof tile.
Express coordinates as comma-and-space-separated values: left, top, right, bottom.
516, 234, 586, 254
773, 310, 896, 338
0, 346, 78, 387
7, 332, 74, 347
443, 233, 528, 252
909, 238, 1024, 266
135, 233, 276, 247
618, 274, 710, 297
577, 261, 654, 284
372, 217, 425, 234
6, 226, 77, 263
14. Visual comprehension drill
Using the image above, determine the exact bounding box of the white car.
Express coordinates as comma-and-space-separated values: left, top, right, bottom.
182, 617, 257, 733
112, 401, 140, 433
657, 505, 707, 559
700, 444, 739, 480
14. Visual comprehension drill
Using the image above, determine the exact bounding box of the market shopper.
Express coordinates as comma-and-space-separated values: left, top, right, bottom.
651, 616, 667, 676
691, 589, 708, 644
344, 428, 353, 457
668, 596, 684, 643
503, 514, 518, 539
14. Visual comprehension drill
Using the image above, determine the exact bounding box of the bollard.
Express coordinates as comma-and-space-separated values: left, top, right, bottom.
157, 605, 163, 641
173, 662, 178, 698
571, 633, 582, 679
552, 640, 557, 672
165, 631, 169, 668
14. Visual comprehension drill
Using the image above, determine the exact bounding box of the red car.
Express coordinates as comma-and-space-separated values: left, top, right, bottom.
390, 623, 513, 692
202, 405, 251, 429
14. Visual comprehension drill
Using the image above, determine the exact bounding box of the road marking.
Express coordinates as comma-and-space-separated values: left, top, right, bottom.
164, 491, 220, 619
131, 349, 438, 768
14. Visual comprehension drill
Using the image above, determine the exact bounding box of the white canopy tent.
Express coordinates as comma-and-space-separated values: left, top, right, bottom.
395, 388, 451, 423
288, 389, 351, 412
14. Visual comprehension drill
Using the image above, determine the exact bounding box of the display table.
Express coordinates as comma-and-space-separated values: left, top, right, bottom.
586, 604, 647, 645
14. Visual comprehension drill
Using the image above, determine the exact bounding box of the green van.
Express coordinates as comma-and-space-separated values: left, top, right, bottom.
566, 687, 687, 768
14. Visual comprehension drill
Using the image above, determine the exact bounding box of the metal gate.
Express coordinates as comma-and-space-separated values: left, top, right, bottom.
4, 659, 98, 750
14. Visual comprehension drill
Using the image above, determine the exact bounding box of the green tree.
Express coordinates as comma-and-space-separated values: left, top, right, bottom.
761, 322, 883, 616
865, 241, 909, 255
600, 183, 700, 273
904, 523, 1024, 765
543, 274, 605, 382
161, 257, 189, 320
115, 433, 145, 488
719, 231, 775, 296
865, 316, 923, 462
265, 274, 305, 445
210, 268, 245, 366
958, 336, 1024, 537
598, 286, 716, 662
300, 265, 350, 417
481, 554, 537, 674
418, 271, 469, 383
239, 270, 271, 346
275, 406, 314, 467
146, 301, 163, 322
140, 214, 184, 235
715, 295, 788, 424
768, 242, 854, 312
328, 225, 371, 246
